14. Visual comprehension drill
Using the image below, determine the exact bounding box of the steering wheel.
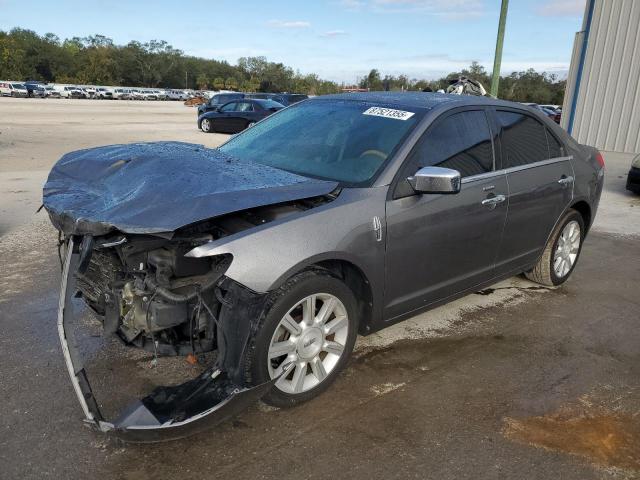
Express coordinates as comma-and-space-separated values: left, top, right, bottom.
359, 149, 387, 160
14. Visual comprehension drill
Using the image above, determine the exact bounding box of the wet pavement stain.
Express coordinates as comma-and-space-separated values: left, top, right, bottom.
504, 406, 640, 471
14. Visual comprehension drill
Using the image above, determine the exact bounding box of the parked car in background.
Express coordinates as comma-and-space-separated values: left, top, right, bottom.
198, 98, 284, 133
0, 82, 29, 97
523, 103, 561, 124
196, 92, 245, 115
167, 89, 188, 100
113, 88, 131, 100
246, 92, 308, 106
82, 87, 97, 98
154, 89, 168, 100
25, 82, 47, 98
95, 87, 114, 99
145, 90, 159, 100
44, 92, 604, 440
42, 85, 61, 98
130, 89, 146, 100
25, 81, 45, 97
56, 86, 86, 99
627, 154, 640, 194
32, 85, 47, 97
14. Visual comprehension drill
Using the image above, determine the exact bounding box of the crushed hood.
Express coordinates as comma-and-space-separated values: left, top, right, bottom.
43, 141, 338, 236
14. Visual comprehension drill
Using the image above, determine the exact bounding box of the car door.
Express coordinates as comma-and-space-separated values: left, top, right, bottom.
384, 109, 508, 320
213, 102, 239, 132
491, 109, 574, 274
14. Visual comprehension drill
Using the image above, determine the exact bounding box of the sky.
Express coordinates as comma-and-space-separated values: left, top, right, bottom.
0, 0, 587, 83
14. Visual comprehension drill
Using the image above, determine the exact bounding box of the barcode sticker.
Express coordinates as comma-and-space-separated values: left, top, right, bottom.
363, 106, 415, 120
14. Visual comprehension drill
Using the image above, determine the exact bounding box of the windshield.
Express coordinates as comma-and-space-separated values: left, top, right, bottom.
13, 83, 26, 89
219, 99, 423, 185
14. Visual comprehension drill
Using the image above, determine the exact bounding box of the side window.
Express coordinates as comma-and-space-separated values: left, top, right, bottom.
408, 110, 494, 177
496, 111, 549, 168
219, 102, 238, 112
546, 129, 564, 158
394, 110, 495, 198
236, 102, 253, 112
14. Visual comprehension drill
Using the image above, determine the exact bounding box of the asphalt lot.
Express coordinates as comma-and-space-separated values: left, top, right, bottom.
1, 98, 639, 479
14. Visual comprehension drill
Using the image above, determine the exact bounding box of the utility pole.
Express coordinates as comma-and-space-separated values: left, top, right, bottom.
185, 71, 188, 89
490, 0, 509, 97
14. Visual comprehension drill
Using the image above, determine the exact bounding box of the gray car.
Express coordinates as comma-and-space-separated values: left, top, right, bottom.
43, 92, 604, 441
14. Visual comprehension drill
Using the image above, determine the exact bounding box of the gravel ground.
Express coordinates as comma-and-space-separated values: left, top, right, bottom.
0, 97, 639, 480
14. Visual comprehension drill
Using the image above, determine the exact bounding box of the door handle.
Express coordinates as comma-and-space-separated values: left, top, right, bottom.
558, 176, 574, 187
481, 194, 506, 209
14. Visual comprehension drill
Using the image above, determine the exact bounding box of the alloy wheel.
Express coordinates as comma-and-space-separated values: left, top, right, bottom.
553, 220, 581, 278
267, 293, 349, 394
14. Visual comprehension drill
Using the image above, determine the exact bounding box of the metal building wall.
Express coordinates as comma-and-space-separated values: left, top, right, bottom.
561, 0, 640, 153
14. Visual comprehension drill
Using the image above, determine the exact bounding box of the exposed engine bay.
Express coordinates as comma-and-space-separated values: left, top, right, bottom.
75, 198, 333, 357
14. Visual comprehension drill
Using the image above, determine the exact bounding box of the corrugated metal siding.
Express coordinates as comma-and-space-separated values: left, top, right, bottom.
562, 0, 640, 153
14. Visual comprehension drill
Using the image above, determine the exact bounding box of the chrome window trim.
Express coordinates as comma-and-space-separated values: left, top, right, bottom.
462, 156, 572, 184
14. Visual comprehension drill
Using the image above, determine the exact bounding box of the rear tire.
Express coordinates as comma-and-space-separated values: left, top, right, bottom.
243, 270, 359, 408
525, 209, 585, 286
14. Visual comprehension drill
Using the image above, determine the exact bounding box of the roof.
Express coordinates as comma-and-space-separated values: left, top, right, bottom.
315, 91, 521, 111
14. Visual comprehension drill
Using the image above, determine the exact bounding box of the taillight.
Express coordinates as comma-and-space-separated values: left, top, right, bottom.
595, 151, 605, 169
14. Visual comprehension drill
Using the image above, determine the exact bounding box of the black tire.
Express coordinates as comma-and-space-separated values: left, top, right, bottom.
525, 209, 585, 286
243, 270, 359, 408
200, 118, 213, 133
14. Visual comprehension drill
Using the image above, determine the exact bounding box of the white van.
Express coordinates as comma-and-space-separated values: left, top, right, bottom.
0, 82, 29, 97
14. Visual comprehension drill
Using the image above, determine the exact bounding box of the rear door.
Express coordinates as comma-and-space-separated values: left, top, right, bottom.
233, 101, 256, 131
492, 109, 574, 274
384, 108, 508, 320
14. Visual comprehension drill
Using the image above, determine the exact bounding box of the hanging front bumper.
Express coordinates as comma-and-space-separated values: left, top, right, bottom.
57, 237, 275, 443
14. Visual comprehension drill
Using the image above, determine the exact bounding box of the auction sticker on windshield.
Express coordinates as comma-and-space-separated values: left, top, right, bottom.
363, 106, 415, 120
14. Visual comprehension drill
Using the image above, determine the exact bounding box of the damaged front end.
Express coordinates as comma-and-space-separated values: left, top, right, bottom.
58, 233, 274, 443
45, 141, 340, 441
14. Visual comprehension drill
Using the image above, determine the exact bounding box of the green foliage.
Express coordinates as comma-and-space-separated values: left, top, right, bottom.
0, 28, 566, 102
358, 61, 566, 103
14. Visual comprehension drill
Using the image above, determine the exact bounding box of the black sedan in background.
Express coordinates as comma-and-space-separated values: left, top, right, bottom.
198, 99, 284, 133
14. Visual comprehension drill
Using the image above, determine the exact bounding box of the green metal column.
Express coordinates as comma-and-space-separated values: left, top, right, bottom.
490, 0, 509, 97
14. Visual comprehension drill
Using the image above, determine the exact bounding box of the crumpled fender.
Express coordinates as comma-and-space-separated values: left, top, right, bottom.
58, 237, 276, 443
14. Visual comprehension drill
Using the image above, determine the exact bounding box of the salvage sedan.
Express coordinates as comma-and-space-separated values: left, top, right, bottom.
43, 92, 604, 442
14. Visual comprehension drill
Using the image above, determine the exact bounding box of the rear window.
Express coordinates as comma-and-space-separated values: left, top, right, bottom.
496, 111, 549, 168
256, 99, 284, 110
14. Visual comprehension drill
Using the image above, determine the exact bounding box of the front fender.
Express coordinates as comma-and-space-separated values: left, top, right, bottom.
187, 187, 387, 301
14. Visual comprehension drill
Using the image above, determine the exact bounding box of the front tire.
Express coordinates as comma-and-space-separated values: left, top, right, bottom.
244, 270, 358, 408
525, 209, 585, 286
200, 118, 213, 133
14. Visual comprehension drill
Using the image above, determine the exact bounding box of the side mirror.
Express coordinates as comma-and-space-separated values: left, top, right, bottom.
407, 166, 461, 194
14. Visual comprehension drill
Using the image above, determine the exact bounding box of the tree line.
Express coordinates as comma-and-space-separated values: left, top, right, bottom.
1, 28, 566, 103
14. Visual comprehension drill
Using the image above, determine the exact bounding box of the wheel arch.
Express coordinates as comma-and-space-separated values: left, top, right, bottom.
270, 254, 375, 335
570, 199, 592, 232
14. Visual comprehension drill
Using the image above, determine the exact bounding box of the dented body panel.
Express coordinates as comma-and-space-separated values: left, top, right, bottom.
43, 141, 338, 237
